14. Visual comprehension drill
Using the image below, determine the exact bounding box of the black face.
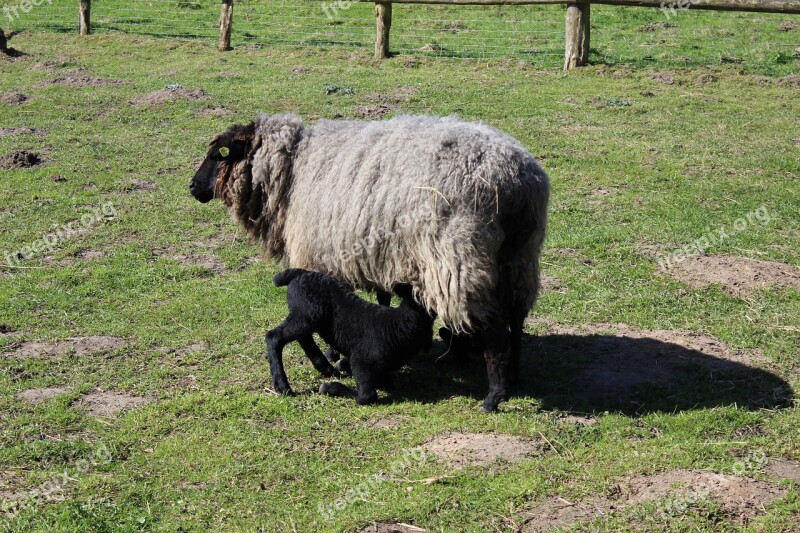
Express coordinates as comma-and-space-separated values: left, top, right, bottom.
190, 125, 252, 203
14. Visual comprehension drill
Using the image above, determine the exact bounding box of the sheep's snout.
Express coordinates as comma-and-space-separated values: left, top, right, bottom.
190, 157, 219, 203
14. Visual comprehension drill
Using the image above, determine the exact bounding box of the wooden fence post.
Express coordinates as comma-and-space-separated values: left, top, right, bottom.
564, 1, 590, 70
375, 2, 392, 59
219, 0, 234, 52
79, 0, 91, 35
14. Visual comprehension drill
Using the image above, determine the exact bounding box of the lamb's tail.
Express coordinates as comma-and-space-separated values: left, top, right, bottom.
273, 268, 309, 287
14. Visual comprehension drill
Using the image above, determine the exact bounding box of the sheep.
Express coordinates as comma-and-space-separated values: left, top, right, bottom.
190, 114, 549, 411
266, 268, 434, 404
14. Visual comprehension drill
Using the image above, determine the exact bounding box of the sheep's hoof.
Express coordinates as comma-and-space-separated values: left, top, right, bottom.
319, 365, 341, 378
272, 382, 295, 396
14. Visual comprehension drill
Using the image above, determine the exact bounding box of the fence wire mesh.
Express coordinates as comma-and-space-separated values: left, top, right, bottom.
3, 0, 798, 71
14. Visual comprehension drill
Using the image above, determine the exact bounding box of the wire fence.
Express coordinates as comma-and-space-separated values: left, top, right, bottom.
3, 0, 799, 71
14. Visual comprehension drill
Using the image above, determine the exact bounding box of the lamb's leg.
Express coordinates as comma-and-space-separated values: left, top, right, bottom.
351, 363, 379, 405
265, 313, 313, 395
319, 381, 356, 398
439, 327, 476, 361
297, 335, 340, 377
323, 347, 340, 364
376, 289, 392, 307
480, 325, 511, 412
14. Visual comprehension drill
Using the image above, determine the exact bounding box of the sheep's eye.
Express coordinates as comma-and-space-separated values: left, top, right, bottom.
219, 146, 230, 158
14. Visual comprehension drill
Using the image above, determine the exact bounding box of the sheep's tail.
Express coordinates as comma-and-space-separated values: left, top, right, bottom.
273, 268, 309, 287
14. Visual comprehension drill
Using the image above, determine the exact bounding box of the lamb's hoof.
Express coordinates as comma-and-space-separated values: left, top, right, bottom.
319, 365, 341, 378
323, 347, 340, 363
319, 382, 356, 398
334, 358, 351, 375
272, 381, 295, 396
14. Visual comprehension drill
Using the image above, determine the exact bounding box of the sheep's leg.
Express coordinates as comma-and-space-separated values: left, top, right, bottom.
265, 314, 313, 395
297, 335, 340, 378
439, 327, 476, 361
480, 326, 511, 412
509, 312, 526, 386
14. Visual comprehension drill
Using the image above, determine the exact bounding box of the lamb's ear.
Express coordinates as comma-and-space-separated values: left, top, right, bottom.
392, 284, 414, 299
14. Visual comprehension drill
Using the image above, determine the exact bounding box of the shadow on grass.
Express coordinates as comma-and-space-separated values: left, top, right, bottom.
392, 333, 793, 416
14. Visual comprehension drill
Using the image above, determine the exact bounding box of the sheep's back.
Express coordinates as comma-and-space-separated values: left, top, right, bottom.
283, 115, 549, 330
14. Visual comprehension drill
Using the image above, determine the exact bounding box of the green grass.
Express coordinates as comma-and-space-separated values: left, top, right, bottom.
1, 22, 799, 533
2, 0, 799, 72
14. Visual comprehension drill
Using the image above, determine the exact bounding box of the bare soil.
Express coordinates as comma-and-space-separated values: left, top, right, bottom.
363, 85, 419, 104
777, 74, 800, 88
16, 387, 67, 405
73, 391, 151, 416
0, 127, 46, 136
34, 69, 124, 89
12, 336, 125, 359
365, 416, 407, 430
523, 320, 784, 412
422, 432, 539, 468
667, 255, 800, 297
360, 523, 426, 533
167, 252, 227, 274
194, 106, 234, 117
0, 150, 43, 169
123, 178, 159, 192
651, 72, 675, 85
0, 93, 28, 105
131, 87, 209, 106
522, 469, 788, 531
765, 458, 800, 483
354, 104, 393, 119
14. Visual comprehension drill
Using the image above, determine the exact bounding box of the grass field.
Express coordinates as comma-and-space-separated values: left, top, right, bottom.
1, 12, 800, 532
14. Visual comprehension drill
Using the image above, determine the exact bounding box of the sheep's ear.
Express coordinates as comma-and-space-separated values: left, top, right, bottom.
209, 141, 248, 161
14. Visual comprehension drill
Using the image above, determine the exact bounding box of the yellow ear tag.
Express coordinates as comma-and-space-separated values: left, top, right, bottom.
219, 146, 230, 158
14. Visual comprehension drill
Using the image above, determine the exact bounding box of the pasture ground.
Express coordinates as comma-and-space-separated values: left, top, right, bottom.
1, 27, 799, 532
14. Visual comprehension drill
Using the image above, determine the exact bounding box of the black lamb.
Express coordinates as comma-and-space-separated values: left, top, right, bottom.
266, 268, 434, 405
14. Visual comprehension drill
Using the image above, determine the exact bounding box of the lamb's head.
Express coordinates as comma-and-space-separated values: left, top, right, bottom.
190, 122, 255, 203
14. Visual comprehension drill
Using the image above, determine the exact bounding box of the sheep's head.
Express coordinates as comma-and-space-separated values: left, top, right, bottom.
190, 122, 255, 203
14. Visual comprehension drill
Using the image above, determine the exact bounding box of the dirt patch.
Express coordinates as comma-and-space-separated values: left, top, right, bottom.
0, 93, 28, 105
0, 324, 17, 335
354, 104, 393, 119
666, 255, 800, 297
696, 73, 718, 85
777, 74, 800, 88
0, 470, 27, 502
651, 72, 675, 85
12, 336, 125, 359
360, 523, 426, 533
168, 252, 227, 274
422, 432, 539, 468
559, 414, 599, 427
638, 22, 675, 32
364, 85, 419, 104
366, 416, 406, 430
131, 86, 209, 106
123, 178, 158, 192
540, 275, 566, 294
522, 469, 787, 531
524, 320, 784, 412
74, 391, 151, 416
0, 127, 46, 136
34, 69, 124, 89
778, 21, 799, 32
194, 106, 234, 118
27, 57, 75, 71
16, 387, 67, 405
0, 150, 43, 169
766, 458, 800, 483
